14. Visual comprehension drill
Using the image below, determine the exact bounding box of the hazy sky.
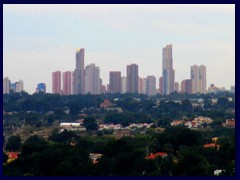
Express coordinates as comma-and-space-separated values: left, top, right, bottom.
3, 4, 235, 94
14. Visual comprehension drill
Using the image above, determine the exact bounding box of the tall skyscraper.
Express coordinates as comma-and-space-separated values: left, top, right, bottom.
36, 83, 46, 93
73, 48, 85, 94
146, 75, 156, 96
162, 44, 175, 95
109, 71, 121, 93
121, 76, 127, 94
181, 79, 192, 94
3, 77, 10, 94
62, 71, 72, 95
85, 63, 101, 94
127, 64, 139, 93
52, 71, 61, 94
191, 65, 207, 94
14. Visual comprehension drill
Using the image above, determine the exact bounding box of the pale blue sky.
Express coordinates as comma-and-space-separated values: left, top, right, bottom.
3, 4, 235, 93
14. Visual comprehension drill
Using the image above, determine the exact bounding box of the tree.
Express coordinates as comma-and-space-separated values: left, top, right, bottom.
174, 147, 213, 176
5, 135, 21, 151
3, 152, 8, 163
83, 117, 98, 131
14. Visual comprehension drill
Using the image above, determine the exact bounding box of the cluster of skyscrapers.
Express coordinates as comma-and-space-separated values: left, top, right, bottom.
3, 77, 24, 94
3, 44, 209, 95
51, 45, 207, 96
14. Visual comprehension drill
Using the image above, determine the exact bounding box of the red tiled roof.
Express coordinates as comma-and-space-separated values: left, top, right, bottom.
204, 143, 220, 149
147, 152, 167, 159
7, 152, 19, 159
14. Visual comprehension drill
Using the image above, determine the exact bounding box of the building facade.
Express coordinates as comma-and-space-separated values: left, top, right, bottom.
138, 77, 146, 94
191, 65, 206, 94
36, 83, 46, 93
127, 64, 139, 93
62, 71, 72, 95
162, 44, 175, 95
3, 77, 10, 94
121, 76, 127, 94
146, 75, 156, 96
52, 71, 61, 94
181, 79, 192, 94
109, 71, 121, 93
159, 76, 163, 95
85, 63, 101, 94
73, 48, 85, 94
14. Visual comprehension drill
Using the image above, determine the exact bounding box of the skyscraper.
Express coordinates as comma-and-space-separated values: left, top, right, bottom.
159, 76, 163, 95
181, 79, 192, 94
73, 48, 85, 94
191, 65, 207, 94
109, 71, 121, 93
85, 63, 101, 94
18, 79, 24, 92
174, 82, 179, 93
36, 83, 46, 93
52, 71, 61, 94
138, 77, 146, 94
146, 75, 156, 96
127, 64, 139, 93
121, 76, 127, 94
62, 71, 72, 95
3, 77, 10, 94
162, 44, 175, 95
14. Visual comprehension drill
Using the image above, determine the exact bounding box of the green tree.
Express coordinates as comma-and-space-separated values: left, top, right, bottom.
84, 117, 98, 131
5, 135, 21, 151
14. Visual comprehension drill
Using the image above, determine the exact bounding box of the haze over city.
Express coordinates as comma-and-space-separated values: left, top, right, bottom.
3, 4, 235, 94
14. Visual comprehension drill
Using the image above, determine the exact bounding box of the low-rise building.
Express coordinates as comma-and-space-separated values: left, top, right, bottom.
224, 119, 235, 128
100, 99, 113, 109
147, 152, 168, 159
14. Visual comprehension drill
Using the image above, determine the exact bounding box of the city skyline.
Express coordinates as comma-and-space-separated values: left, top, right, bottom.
3, 4, 235, 93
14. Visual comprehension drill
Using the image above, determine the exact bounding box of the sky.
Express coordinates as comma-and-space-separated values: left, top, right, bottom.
3, 4, 235, 94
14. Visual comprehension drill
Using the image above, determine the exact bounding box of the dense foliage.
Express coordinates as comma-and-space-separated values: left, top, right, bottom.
3, 92, 235, 176
3, 126, 235, 176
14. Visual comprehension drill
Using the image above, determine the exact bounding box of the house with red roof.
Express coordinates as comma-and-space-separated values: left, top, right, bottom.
147, 152, 168, 159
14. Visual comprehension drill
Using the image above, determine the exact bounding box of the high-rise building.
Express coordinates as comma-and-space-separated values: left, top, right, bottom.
85, 63, 101, 94
191, 65, 206, 94
36, 83, 46, 93
52, 71, 61, 94
11, 80, 24, 93
181, 79, 192, 94
62, 71, 72, 95
146, 76, 156, 96
73, 48, 85, 94
3, 77, 10, 94
101, 85, 107, 94
121, 76, 127, 94
18, 79, 24, 92
109, 71, 121, 93
10, 83, 16, 92
127, 64, 139, 93
174, 82, 179, 93
162, 44, 175, 95
138, 77, 146, 94
159, 76, 163, 95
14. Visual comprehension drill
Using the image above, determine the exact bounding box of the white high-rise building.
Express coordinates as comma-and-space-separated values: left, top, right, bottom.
73, 48, 85, 94
121, 76, 127, 93
85, 63, 101, 94
162, 44, 175, 95
3, 77, 10, 94
146, 76, 156, 96
191, 65, 207, 94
